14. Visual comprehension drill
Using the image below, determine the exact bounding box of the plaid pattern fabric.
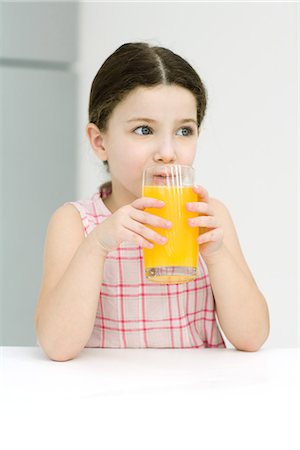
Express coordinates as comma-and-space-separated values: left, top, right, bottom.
68, 185, 226, 349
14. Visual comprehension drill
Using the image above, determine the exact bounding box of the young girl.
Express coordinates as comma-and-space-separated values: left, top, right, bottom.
35, 42, 270, 361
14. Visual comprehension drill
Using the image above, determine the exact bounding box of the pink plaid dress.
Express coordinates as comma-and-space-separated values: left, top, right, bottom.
68, 183, 226, 349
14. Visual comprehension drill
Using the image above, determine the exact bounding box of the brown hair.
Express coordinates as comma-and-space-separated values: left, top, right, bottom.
88, 42, 208, 169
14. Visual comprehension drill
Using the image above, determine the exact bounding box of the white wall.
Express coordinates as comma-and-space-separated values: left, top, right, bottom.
77, 2, 299, 348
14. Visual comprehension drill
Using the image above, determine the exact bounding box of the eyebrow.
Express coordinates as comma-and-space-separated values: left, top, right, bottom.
126, 117, 198, 126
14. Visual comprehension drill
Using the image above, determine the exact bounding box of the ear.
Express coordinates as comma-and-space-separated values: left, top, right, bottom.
86, 123, 108, 162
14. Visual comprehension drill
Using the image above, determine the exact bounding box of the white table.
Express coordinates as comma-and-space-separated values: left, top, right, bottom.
1, 347, 299, 449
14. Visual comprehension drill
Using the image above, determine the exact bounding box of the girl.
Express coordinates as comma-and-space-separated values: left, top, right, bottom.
35, 42, 270, 361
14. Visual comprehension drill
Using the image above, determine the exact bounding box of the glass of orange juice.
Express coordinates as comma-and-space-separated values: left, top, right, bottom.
142, 164, 199, 284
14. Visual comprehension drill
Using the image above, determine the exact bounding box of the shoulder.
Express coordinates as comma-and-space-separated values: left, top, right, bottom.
48, 203, 85, 237
209, 197, 226, 210
208, 197, 240, 251
208, 197, 257, 284
209, 197, 233, 222
45, 204, 86, 266
208, 196, 239, 238
51, 202, 82, 220
37, 204, 86, 305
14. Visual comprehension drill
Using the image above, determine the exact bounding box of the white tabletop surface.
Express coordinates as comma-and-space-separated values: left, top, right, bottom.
1, 346, 300, 449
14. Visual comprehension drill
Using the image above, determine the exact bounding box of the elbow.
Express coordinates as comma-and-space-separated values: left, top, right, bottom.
236, 309, 270, 353
235, 342, 263, 352
235, 329, 270, 353
44, 346, 79, 362
49, 353, 76, 362
37, 332, 81, 362
44, 339, 82, 361
35, 320, 83, 362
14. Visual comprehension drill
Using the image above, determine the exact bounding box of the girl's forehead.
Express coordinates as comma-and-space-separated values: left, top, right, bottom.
126, 84, 194, 102
113, 84, 197, 118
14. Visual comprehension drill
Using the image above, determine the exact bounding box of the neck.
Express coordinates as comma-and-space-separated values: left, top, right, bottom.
103, 183, 138, 213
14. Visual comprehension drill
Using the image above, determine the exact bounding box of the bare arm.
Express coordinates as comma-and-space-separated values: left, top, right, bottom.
35, 205, 108, 361
187, 187, 270, 351
203, 199, 270, 351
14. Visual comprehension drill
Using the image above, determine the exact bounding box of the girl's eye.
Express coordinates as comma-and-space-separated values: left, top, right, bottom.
176, 127, 194, 137
134, 126, 152, 135
133, 125, 194, 136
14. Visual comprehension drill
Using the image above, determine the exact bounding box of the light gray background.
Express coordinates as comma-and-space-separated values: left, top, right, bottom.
1, 1, 298, 348
0, 1, 78, 345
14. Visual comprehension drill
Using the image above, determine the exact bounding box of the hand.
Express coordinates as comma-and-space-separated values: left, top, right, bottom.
186, 185, 224, 257
91, 197, 172, 253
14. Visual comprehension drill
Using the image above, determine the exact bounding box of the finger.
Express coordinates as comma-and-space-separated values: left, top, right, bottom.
192, 185, 209, 202
130, 208, 172, 229
123, 230, 154, 249
188, 215, 219, 228
124, 219, 168, 246
197, 227, 224, 244
131, 197, 165, 210
186, 201, 213, 215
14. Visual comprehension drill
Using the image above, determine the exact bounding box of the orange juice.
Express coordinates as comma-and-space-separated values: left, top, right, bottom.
142, 185, 199, 283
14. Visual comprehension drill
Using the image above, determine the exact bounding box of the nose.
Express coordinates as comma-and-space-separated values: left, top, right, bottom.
153, 139, 177, 164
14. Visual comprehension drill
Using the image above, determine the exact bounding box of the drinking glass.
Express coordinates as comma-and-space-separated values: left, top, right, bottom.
142, 164, 199, 284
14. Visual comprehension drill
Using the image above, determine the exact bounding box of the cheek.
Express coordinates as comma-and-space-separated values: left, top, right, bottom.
178, 145, 197, 164
108, 143, 143, 178
117, 141, 150, 165
110, 133, 143, 158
